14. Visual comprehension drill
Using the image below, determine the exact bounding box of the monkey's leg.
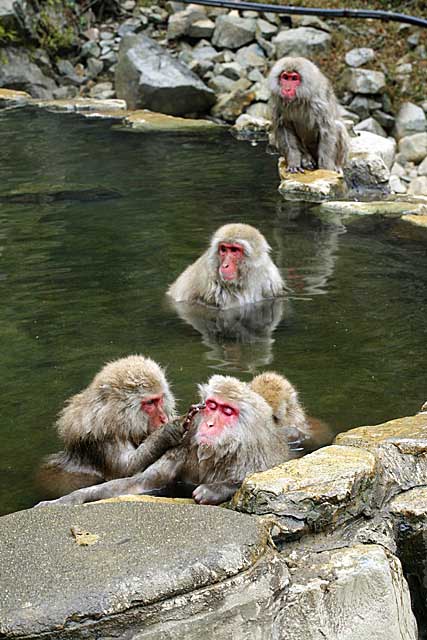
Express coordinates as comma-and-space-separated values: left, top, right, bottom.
317, 127, 339, 171
192, 481, 241, 505
278, 127, 304, 173
36, 452, 185, 507
126, 421, 185, 476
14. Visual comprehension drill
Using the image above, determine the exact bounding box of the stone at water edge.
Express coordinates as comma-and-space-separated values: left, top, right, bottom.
278, 159, 347, 202
0, 88, 32, 107
122, 109, 221, 133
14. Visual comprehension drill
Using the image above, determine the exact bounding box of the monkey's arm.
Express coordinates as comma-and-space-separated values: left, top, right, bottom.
125, 421, 185, 476
36, 449, 185, 507
192, 481, 241, 505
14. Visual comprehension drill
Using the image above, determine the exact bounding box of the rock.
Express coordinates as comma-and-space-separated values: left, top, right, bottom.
319, 200, 425, 217
30, 98, 127, 112
273, 26, 331, 58
251, 79, 270, 102
395, 102, 427, 140
256, 17, 278, 40
398, 133, 427, 163
216, 61, 241, 81
389, 175, 407, 194
212, 14, 256, 49
346, 153, 390, 192
232, 445, 376, 537
290, 15, 331, 32
374, 110, 395, 133
343, 68, 386, 94
354, 117, 387, 137
245, 102, 271, 119
0, 47, 58, 99
115, 34, 215, 115
122, 109, 221, 133
89, 82, 115, 100
350, 131, 396, 169
335, 413, 427, 502
187, 18, 215, 39
86, 58, 104, 79
0, 87, 31, 108
390, 487, 427, 633
233, 113, 270, 140
166, 4, 206, 39
418, 156, 427, 176
234, 43, 266, 70
345, 47, 376, 68
394, 214, 427, 242
277, 166, 348, 203
277, 545, 417, 640
211, 87, 255, 122
208, 72, 236, 93
0, 503, 288, 639
348, 95, 382, 119
408, 176, 427, 195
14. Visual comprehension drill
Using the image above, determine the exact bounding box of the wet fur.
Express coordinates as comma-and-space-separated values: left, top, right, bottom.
167, 223, 284, 308
268, 57, 349, 172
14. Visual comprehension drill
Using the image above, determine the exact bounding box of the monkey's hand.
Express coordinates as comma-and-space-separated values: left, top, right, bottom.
160, 421, 186, 446
35, 494, 82, 507
193, 482, 241, 505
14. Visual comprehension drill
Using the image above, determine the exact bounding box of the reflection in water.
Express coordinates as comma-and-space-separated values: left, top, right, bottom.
170, 298, 289, 373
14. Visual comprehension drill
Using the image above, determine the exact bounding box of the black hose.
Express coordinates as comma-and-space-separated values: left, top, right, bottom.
179, 0, 427, 29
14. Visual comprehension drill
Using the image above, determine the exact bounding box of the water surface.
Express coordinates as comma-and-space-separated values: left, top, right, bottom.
0, 107, 426, 515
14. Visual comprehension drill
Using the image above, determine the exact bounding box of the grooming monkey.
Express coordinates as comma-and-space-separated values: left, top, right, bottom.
251, 371, 332, 452
167, 223, 285, 308
40, 355, 182, 491
268, 56, 349, 173
37, 374, 291, 507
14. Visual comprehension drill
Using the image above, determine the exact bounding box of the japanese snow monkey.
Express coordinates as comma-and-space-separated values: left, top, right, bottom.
167, 223, 285, 308
40, 355, 182, 490
37, 375, 290, 507
251, 371, 332, 452
268, 56, 349, 173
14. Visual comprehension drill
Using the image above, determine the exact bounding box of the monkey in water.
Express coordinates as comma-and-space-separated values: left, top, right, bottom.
251, 371, 332, 453
40, 355, 183, 494
268, 56, 349, 173
36, 374, 290, 507
167, 223, 285, 309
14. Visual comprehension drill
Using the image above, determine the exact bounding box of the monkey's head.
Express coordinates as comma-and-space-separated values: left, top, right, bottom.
269, 56, 322, 103
250, 371, 306, 429
193, 374, 273, 454
91, 355, 176, 435
209, 223, 271, 286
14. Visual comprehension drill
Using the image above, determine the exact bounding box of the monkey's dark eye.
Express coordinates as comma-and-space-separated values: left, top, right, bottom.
219, 244, 227, 253
206, 400, 218, 410
291, 74, 299, 82
144, 399, 155, 405
231, 247, 238, 253
281, 72, 289, 81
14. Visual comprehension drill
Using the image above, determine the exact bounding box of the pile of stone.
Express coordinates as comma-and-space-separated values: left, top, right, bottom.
1, 0, 427, 195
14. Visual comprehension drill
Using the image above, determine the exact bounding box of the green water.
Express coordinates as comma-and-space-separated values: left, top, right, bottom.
0, 107, 426, 515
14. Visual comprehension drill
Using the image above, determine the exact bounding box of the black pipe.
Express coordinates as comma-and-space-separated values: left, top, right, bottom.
180, 0, 427, 29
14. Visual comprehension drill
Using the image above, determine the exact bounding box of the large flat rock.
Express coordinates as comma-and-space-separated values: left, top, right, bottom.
231, 445, 377, 538
121, 109, 221, 133
335, 414, 427, 499
0, 503, 288, 639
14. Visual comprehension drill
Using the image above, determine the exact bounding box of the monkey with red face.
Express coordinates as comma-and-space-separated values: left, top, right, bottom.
167, 223, 284, 309
39, 355, 183, 495
37, 375, 290, 507
268, 56, 349, 173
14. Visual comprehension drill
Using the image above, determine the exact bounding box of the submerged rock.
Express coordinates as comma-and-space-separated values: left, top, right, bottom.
121, 109, 221, 132
318, 200, 427, 218
115, 34, 215, 115
31, 97, 127, 112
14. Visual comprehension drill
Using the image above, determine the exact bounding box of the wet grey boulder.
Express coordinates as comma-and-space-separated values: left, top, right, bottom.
0, 47, 57, 98
354, 116, 387, 137
398, 133, 427, 163
395, 102, 427, 140
273, 27, 331, 58
212, 14, 256, 49
115, 34, 215, 115
0, 503, 288, 639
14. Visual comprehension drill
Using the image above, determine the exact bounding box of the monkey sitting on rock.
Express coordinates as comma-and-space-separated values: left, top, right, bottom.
37, 370, 329, 507
167, 223, 285, 309
39, 355, 183, 496
268, 56, 349, 174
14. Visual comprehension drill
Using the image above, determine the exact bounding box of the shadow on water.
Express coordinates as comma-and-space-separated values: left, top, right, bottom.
0, 106, 426, 514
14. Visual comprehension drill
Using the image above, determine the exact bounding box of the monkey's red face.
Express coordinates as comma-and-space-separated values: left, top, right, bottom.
279, 70, 301, 101
218, 243, 244, 281
197, 396, 240, 445
141, 394, 168, 429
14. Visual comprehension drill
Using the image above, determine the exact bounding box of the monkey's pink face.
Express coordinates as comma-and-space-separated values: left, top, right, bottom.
218, 242, 244, 281
279, 70, 301, 102
141, 394, 168, 430
197, 396, 240, 446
